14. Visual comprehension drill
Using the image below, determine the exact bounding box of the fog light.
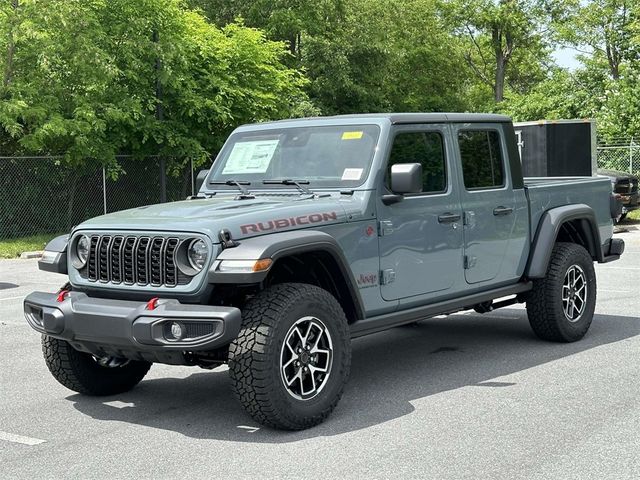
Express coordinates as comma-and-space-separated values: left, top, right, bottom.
169, 321, 185, 340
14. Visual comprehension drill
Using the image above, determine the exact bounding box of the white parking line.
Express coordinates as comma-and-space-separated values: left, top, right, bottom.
103, 401, 135, 409
0, 431, 46, 446
237, 425, 260, 433
0, 296, 24, 302
597, 266, 640, 271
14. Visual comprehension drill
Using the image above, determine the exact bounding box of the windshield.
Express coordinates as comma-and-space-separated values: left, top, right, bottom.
206, 124, 380, 190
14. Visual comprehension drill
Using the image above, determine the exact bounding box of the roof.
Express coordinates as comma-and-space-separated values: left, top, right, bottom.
330, 113, 512, 124
514, 119, 594, 127
240, 112, 512, 129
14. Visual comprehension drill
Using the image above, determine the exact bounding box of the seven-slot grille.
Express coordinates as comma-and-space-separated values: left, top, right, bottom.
84, 235, 187, 287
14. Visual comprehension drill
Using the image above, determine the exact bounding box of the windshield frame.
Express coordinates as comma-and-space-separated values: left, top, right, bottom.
203, 123, 382, 193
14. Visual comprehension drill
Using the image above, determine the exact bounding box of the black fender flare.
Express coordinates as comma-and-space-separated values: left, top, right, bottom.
38, 234, 69, 274
526, 204, 603, 279
208, 230, 365, 319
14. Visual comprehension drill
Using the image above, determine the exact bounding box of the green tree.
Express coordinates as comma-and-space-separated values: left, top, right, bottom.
0, 0, 307, 164
190, 0, 476, 115
446, 0, 552, 104
523, 0, 640, 138
188, 0, 345, 59
500, 69, 591, 121
307, 0, 471, 114
554, 0, 636, 80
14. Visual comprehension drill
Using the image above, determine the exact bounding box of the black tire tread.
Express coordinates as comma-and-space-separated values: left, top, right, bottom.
526, 242, 596, 342
42, 335, 151, 396
228, 283, 350, 430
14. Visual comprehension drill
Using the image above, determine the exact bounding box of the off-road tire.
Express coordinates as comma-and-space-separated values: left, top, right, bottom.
526, 242, 596, 342
228, 283, 351, 430
42, 335, 151, 395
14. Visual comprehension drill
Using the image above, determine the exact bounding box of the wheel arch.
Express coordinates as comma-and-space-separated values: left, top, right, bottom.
209, 230, 365, 322
526, 204, 603, 279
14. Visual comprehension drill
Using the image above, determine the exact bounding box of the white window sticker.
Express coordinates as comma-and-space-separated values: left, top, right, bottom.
341, 168, 363, 181
222, 139, 279, 175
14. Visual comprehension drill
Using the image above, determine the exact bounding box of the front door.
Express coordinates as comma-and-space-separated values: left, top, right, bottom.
452, 125, 518, 284
378, 125, 464, 301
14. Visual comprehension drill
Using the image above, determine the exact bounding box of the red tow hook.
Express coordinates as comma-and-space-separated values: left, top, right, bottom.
146, 297, 160, 310
56, 290, 70, 303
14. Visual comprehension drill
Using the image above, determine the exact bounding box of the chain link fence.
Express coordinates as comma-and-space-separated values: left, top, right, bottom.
597, 140, 640, 176
3, 142, 639, 241
0, 156, 197, 240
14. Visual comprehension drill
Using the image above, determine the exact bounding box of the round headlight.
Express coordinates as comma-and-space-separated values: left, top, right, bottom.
76, 235, 90, 267
188, 239, 208, 271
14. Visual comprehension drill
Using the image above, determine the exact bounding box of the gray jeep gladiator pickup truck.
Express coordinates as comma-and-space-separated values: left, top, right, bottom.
25, 113, 624, 430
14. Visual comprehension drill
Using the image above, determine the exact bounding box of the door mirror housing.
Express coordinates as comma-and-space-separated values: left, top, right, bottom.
390, 163, 423, 194
195, 169, 209, 193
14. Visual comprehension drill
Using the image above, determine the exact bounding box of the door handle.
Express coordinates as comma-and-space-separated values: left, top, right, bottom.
438, 213, 461, 224
493, 206, 513, 216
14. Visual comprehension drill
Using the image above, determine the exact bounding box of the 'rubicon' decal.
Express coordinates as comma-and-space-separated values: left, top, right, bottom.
241, 211, 338, 235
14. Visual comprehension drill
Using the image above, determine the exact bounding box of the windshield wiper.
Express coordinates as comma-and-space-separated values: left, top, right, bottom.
263, 179, 313, 196
209, 180, 252, 196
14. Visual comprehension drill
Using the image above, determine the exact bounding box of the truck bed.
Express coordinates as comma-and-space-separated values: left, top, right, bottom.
524, 176, 613, 246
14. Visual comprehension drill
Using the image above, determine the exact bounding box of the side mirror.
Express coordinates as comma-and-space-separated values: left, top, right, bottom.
391, 163, 422, 194
382, 163, 422, 205
195, 169, 209, 193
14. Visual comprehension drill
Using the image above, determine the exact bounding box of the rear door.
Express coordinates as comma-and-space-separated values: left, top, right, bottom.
377, 124, 464, 301
452, 124, 519, 285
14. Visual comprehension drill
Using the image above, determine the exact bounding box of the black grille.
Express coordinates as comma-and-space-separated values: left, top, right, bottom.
614, 177, 638, 195
84, 234, 188, 287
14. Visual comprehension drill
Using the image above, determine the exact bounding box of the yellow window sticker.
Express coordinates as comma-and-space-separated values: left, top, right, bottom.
342, 131, 364, 140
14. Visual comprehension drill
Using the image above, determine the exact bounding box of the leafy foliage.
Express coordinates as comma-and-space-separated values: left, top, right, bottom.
305, 0, 471, 114
2, 0, 640, 162
0, 0, 307, 165
502, 1, 640, 140
445, 0, 553, 104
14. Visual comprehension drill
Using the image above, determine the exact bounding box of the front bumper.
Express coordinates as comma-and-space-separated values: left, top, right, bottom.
24, 291, 241, 364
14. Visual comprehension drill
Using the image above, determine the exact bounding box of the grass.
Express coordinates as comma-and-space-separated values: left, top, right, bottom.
627, 210, 640, 221
0, 233, 59, 259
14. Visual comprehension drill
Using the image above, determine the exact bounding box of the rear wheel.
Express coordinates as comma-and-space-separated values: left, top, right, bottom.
228, 283, 351, 430
42, 335, 151, 395
526, 242, 596, 342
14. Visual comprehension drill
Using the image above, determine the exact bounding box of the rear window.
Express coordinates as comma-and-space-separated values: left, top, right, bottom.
458, 130, 504, 189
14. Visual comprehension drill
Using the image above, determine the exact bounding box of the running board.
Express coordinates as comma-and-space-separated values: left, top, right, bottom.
349, 282, 533, 339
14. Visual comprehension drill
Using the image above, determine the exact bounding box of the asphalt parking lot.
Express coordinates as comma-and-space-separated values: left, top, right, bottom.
1, 227, 639, 480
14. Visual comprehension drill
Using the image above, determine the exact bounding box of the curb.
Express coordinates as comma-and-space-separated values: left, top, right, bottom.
19, 251, 44, 259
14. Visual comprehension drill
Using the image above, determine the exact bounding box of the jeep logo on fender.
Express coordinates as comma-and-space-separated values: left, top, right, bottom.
240, 211, 338, 235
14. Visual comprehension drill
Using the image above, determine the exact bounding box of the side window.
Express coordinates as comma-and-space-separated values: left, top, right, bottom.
458, 130, 504, 189
387, 132, 446, 194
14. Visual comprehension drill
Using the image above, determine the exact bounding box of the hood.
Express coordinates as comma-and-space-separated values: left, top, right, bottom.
76, 193, 360, 242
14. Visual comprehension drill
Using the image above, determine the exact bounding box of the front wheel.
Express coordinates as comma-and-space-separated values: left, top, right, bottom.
526, 242, 597, 342
228, 283, 351, 430
42, 336, 151, 395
